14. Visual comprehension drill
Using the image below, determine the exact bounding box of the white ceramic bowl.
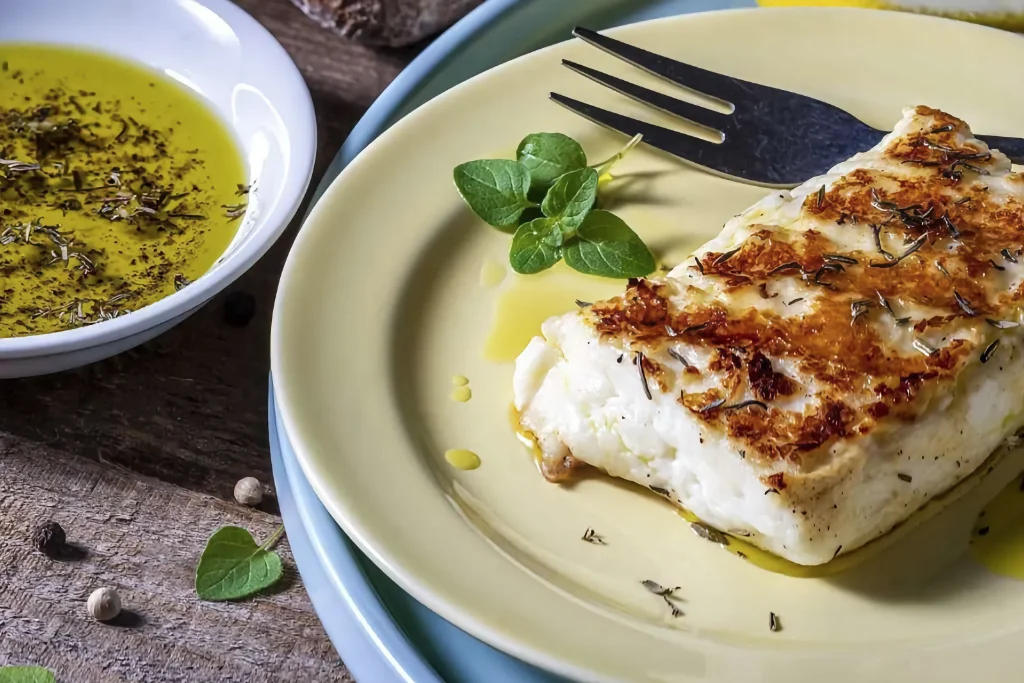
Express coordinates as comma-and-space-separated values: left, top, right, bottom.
0, 0, 316, 377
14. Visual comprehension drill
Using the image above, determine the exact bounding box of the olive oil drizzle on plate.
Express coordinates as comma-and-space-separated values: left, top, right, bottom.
970, 473, 1024, 579
0, 45, 245, 338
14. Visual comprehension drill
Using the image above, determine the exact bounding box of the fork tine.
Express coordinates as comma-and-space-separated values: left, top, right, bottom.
551, 92, 796, 188
561, 60, 725, 140
573, 26, 747, 108
550, 92, 785, 186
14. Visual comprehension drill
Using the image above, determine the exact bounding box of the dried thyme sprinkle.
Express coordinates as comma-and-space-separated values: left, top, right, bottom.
683, 322, 709, 334
640, 580, 684, 618
875, 291, 909, 325
811, 263, 842, 289
0, 158, 41, 173
235, 183, 251, 196
823, 253, 857, 266
635, 351, 652, 400
770, 261, 803, 275
786, 297, 804, 306
897, 472, 913, 483
722, 399, 768, 411
816, 185, 826, 208
581, 528, 607, 545
769, 612, 781, 632
690, 522, 729, 546
871, 224, 895, 262
575, 299, 591, 308
693, 256, 704, 274
698, 397, 726, 413
990, 259, 1006, 271
912, 338, 937, 357
223, 202, 247, 219
941, 214, 961, 239
851, 299, 872, 323
954, 197, 972, 205
921, 139, 958, 154
981, 339, 1000, 364
1001, 248, 1019, 264
713, 247, 741, 266
987, 319, 1020, 329
926, 124, 954, 134
832, 545, 843, 559
953, 290, 976, 317
667, 348, 689, 368
764, 488, 780, 495
936, 261, 951, 278
173, 273, 192, 291
869, 233, 927, 268
649, 485, 671, 497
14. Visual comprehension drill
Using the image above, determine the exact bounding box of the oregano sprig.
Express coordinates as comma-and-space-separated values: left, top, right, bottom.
453, 133, 654, 278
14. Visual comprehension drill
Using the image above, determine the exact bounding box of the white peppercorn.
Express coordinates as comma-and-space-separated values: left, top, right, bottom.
234, 477, 263, 506
87, 587, 121, 621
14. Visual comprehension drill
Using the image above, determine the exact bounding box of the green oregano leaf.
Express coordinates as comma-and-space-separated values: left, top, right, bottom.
453, 159, 533, 231
541, 167, 599, 232
0, 666, 56, 683
516, 133, 587, 188
510, 217, 563, 274
563, 210, 655, 278
195, 526, 284, 601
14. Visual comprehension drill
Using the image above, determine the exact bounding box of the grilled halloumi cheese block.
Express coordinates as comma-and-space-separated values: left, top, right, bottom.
514, 107, 1024, 565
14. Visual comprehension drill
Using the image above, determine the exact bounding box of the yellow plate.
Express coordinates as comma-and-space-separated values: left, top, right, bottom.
272, 8, 1024, 682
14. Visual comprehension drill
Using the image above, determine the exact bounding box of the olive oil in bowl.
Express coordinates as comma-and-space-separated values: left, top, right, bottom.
0, 44, 246, 338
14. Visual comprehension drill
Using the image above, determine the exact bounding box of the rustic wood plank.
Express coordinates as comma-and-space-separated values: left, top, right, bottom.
0, 434, 351, 682
0, 0, 426, 680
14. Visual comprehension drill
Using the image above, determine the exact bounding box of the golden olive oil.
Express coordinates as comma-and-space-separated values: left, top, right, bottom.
970, 473, 1024, 579
0, 44, 246, 337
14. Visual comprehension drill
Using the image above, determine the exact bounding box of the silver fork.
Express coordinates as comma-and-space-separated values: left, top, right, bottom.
553, 26, 1024, 188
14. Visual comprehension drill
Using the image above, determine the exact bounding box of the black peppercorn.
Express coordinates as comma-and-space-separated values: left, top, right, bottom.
34, 521, 66, 558
222, 291, 256, 327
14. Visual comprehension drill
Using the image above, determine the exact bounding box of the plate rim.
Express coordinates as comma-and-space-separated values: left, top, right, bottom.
271, 7, 1024, 682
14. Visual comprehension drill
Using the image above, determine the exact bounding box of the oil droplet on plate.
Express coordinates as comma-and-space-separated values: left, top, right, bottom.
970, 474, 1024, 579
450, 386, 472, 402
483, 262, 620, 363
451, 375, 470, 387
671, 509, 858, 578
479, 259, 507, 288
445, 449, 481, 471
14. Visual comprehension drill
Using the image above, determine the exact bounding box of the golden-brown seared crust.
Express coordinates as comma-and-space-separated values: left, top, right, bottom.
588, 108, 1021, 468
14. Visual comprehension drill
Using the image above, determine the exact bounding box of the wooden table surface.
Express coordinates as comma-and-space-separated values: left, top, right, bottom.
0, 2, 422, 681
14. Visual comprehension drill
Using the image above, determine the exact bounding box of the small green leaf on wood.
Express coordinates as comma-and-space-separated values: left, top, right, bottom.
563, 210, 655, 278
516, 132, 587, 188
195, 526, 284, 601
453, 159, 533, 231
510, 217, 563, 274
0, 666, 56, 683
541, 167, 599, 231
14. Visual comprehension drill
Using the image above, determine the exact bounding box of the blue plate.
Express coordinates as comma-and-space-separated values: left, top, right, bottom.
274, 0, 756, 680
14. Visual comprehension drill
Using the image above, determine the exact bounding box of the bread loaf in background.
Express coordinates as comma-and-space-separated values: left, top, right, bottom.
289, 0, 484, 47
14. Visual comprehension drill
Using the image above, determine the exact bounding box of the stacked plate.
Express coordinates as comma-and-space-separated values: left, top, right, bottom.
269, 1, 1024, 681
